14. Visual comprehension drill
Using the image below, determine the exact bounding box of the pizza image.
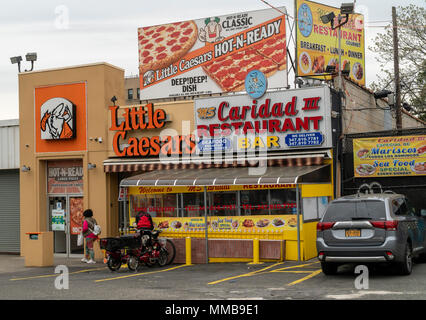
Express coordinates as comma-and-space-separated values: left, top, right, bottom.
203, 46, 281, 93
70, 197, 83, 235
138, 20, 198, 77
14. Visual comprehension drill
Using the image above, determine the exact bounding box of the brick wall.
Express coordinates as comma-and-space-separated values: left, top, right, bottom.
170, 238, 285, 264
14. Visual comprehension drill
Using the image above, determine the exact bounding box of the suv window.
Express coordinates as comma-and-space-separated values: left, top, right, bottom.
322, 200, 386, 222
392, 198, 409, 216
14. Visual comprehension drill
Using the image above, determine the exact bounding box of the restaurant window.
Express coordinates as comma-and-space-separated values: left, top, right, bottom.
182, 193, 206, 217
209, 192, 238, 216
270, 189, 297, 215
240, 190, 269, 215
127, 88, 133, 100
130, 194, 178, 218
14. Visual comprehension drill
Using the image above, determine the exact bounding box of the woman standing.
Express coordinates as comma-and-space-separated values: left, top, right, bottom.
81, 209, 98, 264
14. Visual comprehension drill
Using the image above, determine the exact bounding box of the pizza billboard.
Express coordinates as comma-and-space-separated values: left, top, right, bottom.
138, 7, 287, 100
295, 0, 365, 86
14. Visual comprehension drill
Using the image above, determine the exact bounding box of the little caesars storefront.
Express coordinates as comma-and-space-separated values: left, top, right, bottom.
108, 86, 337, 262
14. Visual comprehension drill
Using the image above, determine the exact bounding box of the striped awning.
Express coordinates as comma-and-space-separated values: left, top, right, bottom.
120, 164, 331, 187
104, 151, 330, 173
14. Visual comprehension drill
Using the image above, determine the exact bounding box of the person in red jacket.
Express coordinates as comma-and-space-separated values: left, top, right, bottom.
135, 211, 154, 250
136, 211, 154, 230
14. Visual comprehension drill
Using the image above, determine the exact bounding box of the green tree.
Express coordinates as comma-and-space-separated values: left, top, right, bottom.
369, 4, 426, 121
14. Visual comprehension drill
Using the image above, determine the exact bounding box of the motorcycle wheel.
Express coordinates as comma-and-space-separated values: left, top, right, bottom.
165, 239, 176, 265
107, 256, 121, 272
157, 248, 168, 267
127, 256, 139, 271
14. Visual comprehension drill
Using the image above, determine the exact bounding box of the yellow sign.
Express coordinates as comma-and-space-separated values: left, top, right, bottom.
129, 184, 296, 195
353, 135, 426, 177
150, 215, 298, 232
295, 0, 365, 86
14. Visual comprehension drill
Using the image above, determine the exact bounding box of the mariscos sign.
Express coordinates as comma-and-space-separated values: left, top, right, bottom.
194, 86, 332, 153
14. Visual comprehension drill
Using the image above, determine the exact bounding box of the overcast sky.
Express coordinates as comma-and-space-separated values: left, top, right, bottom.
0, 0, 423, 120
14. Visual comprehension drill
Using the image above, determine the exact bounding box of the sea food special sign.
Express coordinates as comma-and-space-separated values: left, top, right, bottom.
296, 0, 365, 86
194, 86, 332, 153
353, 135, 426, 178
138, 7, 287, 100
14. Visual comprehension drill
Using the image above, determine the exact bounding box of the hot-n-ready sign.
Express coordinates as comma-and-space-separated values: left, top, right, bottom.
138, 7, 287, 100
194, 86, 332, 153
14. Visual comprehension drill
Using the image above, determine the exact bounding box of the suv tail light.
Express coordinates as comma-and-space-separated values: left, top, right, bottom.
317, 222, 335, 231
370, 220, 398, 231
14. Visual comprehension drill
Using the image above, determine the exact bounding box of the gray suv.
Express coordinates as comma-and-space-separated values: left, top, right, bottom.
316, 193, 426, 275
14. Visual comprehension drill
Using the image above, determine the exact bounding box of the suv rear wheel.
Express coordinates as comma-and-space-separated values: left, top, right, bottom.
321, 262, 338, 275
395, 242, 413, 275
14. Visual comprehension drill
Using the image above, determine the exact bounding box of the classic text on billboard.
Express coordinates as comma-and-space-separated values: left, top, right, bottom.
138, 7, 287, 100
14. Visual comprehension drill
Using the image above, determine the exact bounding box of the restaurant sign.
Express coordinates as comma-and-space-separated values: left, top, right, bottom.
295, 0, 365, 86
109, 103, 196, 157
194, 86, 332, 153
353, 135, 426, 177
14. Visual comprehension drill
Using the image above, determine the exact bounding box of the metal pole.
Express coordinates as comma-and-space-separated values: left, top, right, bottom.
338, 22, 342, 90
296, 185, 300, 262
392, 6, 402, 129
204, 187, 209, 264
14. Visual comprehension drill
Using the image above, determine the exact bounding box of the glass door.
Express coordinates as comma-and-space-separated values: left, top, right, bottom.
49, 196, 67, 254
48, 195, 84, 256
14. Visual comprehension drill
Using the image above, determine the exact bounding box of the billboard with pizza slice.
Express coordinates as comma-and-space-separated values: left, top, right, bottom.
138, 7, 287, 100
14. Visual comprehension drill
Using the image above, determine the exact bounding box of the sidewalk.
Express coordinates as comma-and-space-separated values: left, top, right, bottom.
0, 254, 104, 274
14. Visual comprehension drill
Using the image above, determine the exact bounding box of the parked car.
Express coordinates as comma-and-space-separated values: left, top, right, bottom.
316, 193, 426, 275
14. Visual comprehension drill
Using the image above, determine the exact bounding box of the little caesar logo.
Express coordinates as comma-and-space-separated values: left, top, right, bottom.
40, 98, 75, 140
109, 103, 196, 157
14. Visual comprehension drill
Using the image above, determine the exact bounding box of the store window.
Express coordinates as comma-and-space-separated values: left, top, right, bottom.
240, 190, 269, 215
270, 189, 297, 215
182, 192, 206, 217
209, 192, 238, 216
130, 194, 178, 218
302, 196, 330, 221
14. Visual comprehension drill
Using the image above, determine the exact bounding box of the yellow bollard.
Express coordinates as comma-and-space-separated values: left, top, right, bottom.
185, 237, 192, 265
249, 238, 262, 265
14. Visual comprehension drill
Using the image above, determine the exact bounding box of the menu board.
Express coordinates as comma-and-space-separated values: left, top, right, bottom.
150, 215, 299, 232
353, 135, 426, 177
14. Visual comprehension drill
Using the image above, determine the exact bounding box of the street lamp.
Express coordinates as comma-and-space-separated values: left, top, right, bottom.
10, 52, 37, 72
320, 3, 354, 90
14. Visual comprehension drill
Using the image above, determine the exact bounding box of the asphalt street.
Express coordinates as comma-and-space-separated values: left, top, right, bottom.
0, 255, 426, 300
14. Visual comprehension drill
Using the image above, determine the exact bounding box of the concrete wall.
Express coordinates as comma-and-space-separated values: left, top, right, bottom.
341, 79, 425, 134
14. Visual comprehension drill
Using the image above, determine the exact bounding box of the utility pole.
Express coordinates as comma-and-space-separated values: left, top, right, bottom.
392, 6, 402, 129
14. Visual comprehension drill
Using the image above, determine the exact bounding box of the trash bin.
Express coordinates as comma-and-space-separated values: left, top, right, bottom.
24, 232, 54, 267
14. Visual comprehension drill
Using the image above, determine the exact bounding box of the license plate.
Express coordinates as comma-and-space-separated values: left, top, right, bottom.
345, 229, 361, 237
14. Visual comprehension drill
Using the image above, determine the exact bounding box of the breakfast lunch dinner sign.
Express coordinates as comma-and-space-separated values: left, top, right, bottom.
138, 7, 288, 100
295, 0, 365, 86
